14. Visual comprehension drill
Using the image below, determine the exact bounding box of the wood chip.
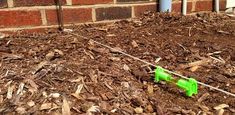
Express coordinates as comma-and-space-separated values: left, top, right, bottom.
71, 84, 83, 100
147, 84, 154, 94
198, 93, 210, 103
33, 61, 48, 74
75, 84, 83, 95
134, 107, 143, 114
16, 107, 26, 114
109, 57, 121, 61
197, 104, 210, 112
87, 105, 100, 114
2, 54, 23, 60
26, 79, 38, 91
0, 33, 7, 39
16, 83, 25, 96
110, 47, 123, 53
27, 100, 35, 107
46, 51, 55, 60
217, 109, 224, 115
0, 95, 3, 103
189, 59, 211, 67
213, 104, 229, 110
7, 85, 15, 99
49, 93, 61, 98
131, 40, 138, 48
123, 64, 130, 71
62, 97, 71, 115
189, 65, 200, 72
54, 49, 64, 56
181, 59, 211, 69
40, 103, 58, 110
106, 34, 116, 37
155, 57, 161, 64
145, 104, 154, 113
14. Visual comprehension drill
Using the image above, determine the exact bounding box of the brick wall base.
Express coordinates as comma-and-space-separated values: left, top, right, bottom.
0, 0, 227, 32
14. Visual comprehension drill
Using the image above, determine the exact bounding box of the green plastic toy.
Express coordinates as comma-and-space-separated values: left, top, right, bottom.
177, 78, 198, 97
155, 66, 173, 82
154, 66, 198, 97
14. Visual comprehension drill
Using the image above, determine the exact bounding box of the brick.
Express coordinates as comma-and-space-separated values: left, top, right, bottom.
0, 0, 7, 8
46, 8, 92, 25
72, 0, 113, 5
134, 4, 157, 17
0, 10, 42, 28
195, 1, 213, 11
96, 7, 132, 21
117, 0, 149, 3
172, 2, 192, 13
14, 0, 66, 7
219, 0, 226, 10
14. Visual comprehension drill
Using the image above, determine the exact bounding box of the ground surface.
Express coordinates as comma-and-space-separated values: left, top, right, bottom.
0, 12, 235, 114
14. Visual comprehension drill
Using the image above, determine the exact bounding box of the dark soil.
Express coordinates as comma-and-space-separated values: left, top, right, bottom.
0, 12, 235, 114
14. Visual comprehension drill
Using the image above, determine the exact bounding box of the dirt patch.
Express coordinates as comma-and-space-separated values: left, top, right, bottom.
0, 12, 235, 114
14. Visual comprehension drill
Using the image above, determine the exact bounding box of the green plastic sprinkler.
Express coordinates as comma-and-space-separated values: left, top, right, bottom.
154, 66, 198, 97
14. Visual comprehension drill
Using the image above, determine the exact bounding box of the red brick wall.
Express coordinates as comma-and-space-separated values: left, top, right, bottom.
0, 0, 227, 31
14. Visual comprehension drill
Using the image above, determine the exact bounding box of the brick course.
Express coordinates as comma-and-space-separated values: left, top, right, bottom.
72, 0, 113, 5
172, 2, 193, 13
46, 8, 92, 25
14, 0, 66, 7
134, 4, 157, 17
195, 0, 213, 11
117, 0, 149, 3
0, 10, 41, 28
96, 7, 132, 21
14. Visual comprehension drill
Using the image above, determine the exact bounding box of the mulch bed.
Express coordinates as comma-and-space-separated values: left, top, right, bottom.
0, 12, 235, 114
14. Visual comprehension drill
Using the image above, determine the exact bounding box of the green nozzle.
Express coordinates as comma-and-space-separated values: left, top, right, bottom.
155, 66, 173, 82
177, 78, 198, 97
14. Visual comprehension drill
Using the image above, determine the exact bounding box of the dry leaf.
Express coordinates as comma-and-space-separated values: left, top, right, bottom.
62, 97, 71, 115
213, 104, 229, 110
